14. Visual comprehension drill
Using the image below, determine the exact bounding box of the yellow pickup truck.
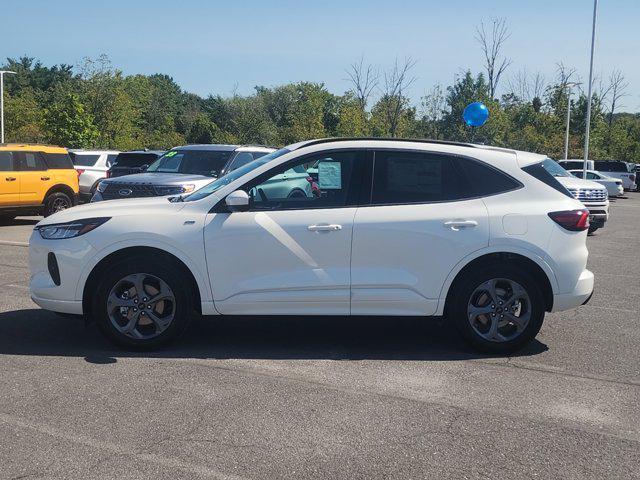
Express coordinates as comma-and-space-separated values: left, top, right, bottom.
0, 144, 79, 220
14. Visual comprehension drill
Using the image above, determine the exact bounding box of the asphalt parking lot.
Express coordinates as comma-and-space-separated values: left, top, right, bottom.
0, 198, 639, 480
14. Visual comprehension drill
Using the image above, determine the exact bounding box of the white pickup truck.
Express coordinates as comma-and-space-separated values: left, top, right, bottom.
550, 160, 609, 234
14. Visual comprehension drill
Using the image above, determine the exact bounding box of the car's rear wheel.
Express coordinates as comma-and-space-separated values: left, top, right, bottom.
92, 257, 194, 350
44, 192, 73, 217
448, 264, 545, 353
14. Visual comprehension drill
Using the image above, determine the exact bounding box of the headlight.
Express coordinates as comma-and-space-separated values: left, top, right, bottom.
36, 217, 110, 240
96, 181, 107, 193
182, 184, 196, 193
155, 184, 195, 196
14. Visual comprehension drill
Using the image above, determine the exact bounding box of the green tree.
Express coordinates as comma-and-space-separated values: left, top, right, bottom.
44, 86, 99, 148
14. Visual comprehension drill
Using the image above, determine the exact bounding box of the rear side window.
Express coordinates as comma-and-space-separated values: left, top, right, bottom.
70, 153, 100, 166
18, 152, 47, 171
0, 152, 15, 171
371, 151, 469, 204
522, 161, 573, 198
456, 157, 521, 197
44, 153, 74, 169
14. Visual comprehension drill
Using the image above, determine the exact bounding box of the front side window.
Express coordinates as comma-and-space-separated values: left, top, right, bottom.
247, 151, 364, 210
371, 151, 467, 204
0, 152, 15, 171
106, 154, 118, 167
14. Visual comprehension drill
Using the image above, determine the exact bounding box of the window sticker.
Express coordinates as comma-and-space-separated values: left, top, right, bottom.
164, 151, 178, 158
318, 161, 342, 189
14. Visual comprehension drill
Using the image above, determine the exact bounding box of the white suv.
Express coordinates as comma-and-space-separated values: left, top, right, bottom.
29, 139, 594, 353
69, 150, 120, 202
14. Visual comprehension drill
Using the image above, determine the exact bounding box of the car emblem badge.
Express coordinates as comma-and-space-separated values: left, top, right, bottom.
119, 189, 132, 196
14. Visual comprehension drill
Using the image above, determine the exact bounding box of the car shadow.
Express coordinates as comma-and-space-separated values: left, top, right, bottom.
0, 217, 40, 226
0, 309, 548, 363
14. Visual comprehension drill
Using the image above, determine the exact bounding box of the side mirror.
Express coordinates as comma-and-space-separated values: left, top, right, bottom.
225, 190, 250, 212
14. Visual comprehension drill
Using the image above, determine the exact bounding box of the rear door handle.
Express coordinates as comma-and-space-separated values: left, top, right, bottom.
444, 220, 478, 231
5, 177, 16, 181
308, 224, 342, 232
41, 176, 50, 181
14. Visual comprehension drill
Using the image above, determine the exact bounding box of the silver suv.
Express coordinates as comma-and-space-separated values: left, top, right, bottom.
91, 144, 275, 202
69, 150, 120, 202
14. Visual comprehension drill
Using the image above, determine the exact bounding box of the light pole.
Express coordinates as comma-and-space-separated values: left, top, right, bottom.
0, 70, 17, 144
563, 82, 581, 160
583, 0, 598, 180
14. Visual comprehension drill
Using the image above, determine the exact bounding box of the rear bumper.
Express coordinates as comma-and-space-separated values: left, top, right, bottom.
551, 269, 594, 312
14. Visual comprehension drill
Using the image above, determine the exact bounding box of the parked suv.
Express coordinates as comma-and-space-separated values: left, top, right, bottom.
106, 150, 164, 178
92, 144, 275, 202
30, 139, 594, 353
593, 160, 636, 191
0, 144, 78, 220
69, 149, 120, 202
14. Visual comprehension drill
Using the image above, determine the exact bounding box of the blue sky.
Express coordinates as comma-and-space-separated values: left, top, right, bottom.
3, 0, 639, 110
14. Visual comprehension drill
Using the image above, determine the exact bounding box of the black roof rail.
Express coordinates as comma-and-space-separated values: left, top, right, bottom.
294, 137, 480, 150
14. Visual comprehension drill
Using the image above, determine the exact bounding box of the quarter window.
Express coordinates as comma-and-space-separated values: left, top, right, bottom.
44, 153, 74, 169
246, 151, 364, 210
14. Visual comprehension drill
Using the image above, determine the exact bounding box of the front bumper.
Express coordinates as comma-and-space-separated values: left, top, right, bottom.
29, 231, 96, 314
551, 269, 594, 312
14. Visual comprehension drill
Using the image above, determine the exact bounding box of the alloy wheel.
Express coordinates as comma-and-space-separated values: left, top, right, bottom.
106, 273, 176, 340
467, 278, 531, 343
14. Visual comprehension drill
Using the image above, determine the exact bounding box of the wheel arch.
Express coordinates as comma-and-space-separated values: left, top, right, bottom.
438, 250, 556, 315
82, 246, 205, 318
43, 184, 77, 204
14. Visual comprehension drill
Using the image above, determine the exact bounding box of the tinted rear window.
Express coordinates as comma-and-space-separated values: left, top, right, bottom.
595, 161, 628, 172
113, 153, 159, 167
44, 153, 73, 169
70, 153, 100, 166
522, 160, 573, 198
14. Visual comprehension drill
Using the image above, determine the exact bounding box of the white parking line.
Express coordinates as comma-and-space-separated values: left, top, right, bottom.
0, 240, 28, 247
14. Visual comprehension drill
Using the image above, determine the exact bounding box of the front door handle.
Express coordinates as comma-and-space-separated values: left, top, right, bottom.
444, 220, 478, 231
41, 176, 50, 181
308, 224, 342, 232
5, 177, 16, 181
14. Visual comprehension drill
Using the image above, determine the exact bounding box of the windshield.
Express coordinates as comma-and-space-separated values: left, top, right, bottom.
113, 153, 159, 167
540, 159, 571, 177
184, 148, 291, 202
147, 149, 232, 176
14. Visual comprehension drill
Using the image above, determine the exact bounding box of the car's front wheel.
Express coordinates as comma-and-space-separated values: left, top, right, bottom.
92, 257, 194, 350
448, 264, 545, 353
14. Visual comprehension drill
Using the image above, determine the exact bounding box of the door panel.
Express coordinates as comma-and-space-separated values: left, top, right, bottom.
17, 152, 53, 205
350, 149, 490, 316
351, 201, 489, 315
205, 208, 356, 314
204, 149, 366, 315
0, 152, 20, 206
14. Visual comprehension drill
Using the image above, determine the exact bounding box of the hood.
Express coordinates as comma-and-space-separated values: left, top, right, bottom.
37, 196, 187, 227
555, 176, 606, 191
101, 172, 215, 185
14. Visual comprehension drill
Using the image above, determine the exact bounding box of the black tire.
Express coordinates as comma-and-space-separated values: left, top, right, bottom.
44, 192, 73, 217
447, 264, 545, 354
588, 226, 599, 235
91, 256, 194, 350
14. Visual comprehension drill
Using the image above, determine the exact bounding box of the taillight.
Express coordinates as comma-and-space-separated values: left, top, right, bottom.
548, 210, 590, 231
630, 174, 636, 182
76, 169, 84, 179
106, 170, 111, 178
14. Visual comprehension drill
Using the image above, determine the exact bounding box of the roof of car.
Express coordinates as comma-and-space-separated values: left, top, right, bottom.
172, 144, 276, 152
0, 143, 67, 153
69, 149, 120, 154
118, 150, 165, 155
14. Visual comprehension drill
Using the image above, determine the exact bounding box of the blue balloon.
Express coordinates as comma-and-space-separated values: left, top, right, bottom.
463, 102, 489, 127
